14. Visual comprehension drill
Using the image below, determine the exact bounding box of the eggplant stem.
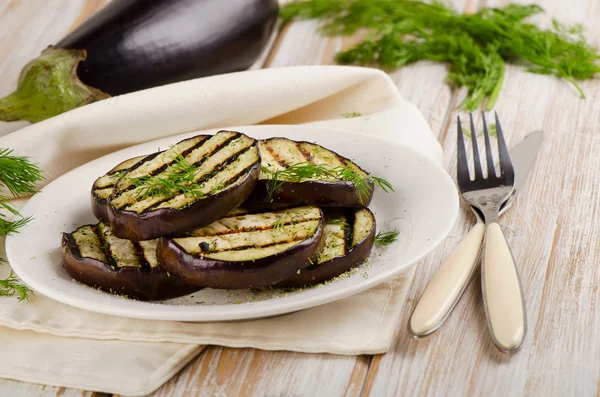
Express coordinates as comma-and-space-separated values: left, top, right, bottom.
0, 47, 109, 123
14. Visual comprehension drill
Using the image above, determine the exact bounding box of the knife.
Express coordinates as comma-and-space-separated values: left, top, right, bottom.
408, 130, 544, 338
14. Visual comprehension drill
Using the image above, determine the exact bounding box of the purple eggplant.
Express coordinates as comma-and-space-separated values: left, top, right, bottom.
0, 0, 278, 123
157, 206, 326, 289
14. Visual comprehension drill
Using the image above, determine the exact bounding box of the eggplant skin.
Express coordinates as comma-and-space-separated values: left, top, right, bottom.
249, 179, 374, 208
61, 233, 199, 301
108, 162, 260, 241
56, 0, 279, 96
91, 155, 148, 222
250, 138, 374, 208
276, 209, 376, 288
156, 211, 326, 289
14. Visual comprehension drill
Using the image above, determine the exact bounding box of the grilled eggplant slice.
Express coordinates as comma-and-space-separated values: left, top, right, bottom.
157, 206, 326, 289
91, 155, 147, 222
107, 130, 261, 241
276, 208, 376, 288
249, 138, 375, 207
61, 223, 199, 300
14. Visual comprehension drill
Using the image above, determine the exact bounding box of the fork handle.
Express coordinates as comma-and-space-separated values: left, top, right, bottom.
482, 223, 527, 352
408, 223, 485, 337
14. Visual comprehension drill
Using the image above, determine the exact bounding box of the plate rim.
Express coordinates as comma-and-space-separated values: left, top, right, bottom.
6, 124, 459, 321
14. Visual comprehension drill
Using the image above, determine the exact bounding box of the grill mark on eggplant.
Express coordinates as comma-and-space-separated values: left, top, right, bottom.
190, 217, 321, 237
185, 133, 240, 169
132, 241, 152, 272
296, 142, 314, 164
112, 135, 210, 195
94, 224, 117, 270
343, 208, 356, 255
111, 132, 253, 211
203, 236, 310, 253
172, 207, 321, 258
262, 141, 289, 167
142, 143, 257, 211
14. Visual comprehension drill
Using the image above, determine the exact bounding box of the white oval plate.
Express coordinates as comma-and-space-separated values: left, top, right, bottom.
6, 125, 458, 322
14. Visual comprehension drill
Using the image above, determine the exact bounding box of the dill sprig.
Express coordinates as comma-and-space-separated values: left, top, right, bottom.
0, 271, 33, 302
128, 154, 206, 200
261, 162, 393, 203
374, 229, 400, 246
272, 217, 286, 229
0, 149, 42, 302
281, 1, 600, 110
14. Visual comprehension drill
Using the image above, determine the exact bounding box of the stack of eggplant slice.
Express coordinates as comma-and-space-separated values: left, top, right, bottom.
62, 130, 384, 300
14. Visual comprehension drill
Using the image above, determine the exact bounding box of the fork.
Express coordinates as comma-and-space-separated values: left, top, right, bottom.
456, 112, 527, 352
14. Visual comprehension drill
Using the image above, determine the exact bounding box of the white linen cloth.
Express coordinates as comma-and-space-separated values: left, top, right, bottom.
0, 66, 442, 396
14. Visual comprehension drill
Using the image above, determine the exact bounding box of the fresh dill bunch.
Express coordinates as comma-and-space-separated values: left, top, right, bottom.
261, 162, 393, 203
281, 0, 600, 110
0, 148, 43, 196
0, 149, 41, 302
0, 271, 33, 301
374, 229, 400, 246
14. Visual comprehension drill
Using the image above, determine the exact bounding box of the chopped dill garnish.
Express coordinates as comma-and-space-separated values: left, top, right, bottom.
374, 229, 400, 246
342, 112, 361, 118
109, 171, 127, 180
128, 154, 206, 200
261, 161, 392, 203
272, 217, 286, 229
281, 1, 600, 110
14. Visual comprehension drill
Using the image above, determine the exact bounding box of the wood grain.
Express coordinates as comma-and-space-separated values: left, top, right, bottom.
2, 0, 600, 396
365, 0, 600, 396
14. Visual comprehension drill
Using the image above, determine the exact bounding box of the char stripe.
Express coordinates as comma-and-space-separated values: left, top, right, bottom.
296, 143, 314, 164
195, 217, 321, 237
132, 241, 152, 272
186, 133, 240, 168
65, 233, 82, 259
215, 157, 259, 189
143, 144, 256, 211
112, 134, 241, 201
94, 224, 117, 269
201, 236, 308, 254
343, 209, 356, 255
263, 142, 289, 167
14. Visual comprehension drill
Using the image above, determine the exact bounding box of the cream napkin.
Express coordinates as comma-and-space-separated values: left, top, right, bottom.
0, 66, 442, 396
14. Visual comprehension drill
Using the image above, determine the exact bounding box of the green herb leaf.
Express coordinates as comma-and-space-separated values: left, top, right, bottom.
0, 271, 33, 302
261, 162, 393, 204
282, 1, 600, 110
374, 229, 400, 246
128, 154, 206, 200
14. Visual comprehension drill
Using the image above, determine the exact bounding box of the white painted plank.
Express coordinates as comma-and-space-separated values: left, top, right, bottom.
366, 0, 600, 396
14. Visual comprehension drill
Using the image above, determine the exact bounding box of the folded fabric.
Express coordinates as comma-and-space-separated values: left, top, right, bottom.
0, 66, 442, 396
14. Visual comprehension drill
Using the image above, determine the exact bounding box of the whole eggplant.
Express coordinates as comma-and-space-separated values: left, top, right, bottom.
0, 0, 279, 123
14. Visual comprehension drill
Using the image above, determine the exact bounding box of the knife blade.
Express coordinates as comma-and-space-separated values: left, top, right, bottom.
408, 130, 544, 338
508, 130, 544, 202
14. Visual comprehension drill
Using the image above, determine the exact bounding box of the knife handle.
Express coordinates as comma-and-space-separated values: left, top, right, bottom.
482, 223, 527, 352
408, 222, 485, 337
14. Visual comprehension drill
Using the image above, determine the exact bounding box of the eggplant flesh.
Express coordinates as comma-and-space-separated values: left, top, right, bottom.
91, 155, 147, 222
157, 206, 326, 289
57, 0, 279, 96
107, 131, 261, 241
276, 208, 376, 288
249, 138, 374, 207
61, 222, 199, 301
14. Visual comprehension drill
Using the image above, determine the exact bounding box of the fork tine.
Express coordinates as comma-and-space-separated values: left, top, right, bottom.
482, 112, 496, 178
495, 112, 514, 180
456, 116, 470, 186
470, 113, 483, 180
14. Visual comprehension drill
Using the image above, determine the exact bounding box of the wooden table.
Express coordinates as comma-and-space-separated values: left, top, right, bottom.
1, 0, 599, 395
